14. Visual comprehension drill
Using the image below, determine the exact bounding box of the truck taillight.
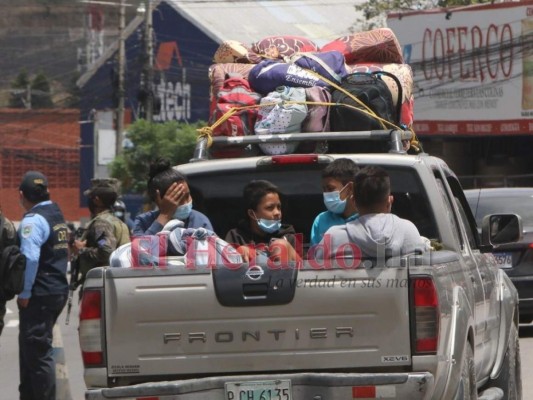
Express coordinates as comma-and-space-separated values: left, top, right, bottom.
271, 154, 318, 164
411, 277, 439, 354
79, 289, 104, 366
352, 385, 395, 398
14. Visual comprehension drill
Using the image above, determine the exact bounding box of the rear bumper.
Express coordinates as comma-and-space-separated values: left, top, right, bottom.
86, 372, 434, 400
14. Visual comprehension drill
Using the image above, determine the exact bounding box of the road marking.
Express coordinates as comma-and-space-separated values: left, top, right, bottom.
53, 324, 73, 400
5, 307, 18, 328
5, 320, 19, 328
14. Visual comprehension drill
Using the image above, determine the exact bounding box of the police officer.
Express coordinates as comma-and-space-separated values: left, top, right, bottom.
17, 171, 69, 400
73, 178, 130, 285
0, 208, 17, 337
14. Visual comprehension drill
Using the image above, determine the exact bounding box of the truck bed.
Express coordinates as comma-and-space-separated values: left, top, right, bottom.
103, 261, 412, 381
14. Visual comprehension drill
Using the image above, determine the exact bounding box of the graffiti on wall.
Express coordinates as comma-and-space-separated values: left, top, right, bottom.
152, 41, 192, 122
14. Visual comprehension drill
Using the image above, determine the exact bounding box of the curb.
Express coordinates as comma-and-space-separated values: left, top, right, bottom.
53, 324, 73, 400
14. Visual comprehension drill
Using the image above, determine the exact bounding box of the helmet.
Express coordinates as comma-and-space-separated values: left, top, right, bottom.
113, 199, 126, 221
113, 199, 126, 211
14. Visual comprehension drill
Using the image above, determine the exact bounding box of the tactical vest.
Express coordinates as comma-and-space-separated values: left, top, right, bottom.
98, 211, 131, 247
28, 203, 69, 296
78, 211, 130, 279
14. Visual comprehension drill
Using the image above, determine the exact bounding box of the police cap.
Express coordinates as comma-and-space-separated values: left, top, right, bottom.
19, 171, 48, 197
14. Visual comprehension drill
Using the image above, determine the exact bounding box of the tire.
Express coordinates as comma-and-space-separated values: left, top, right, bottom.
458, 344, 478, 400
492, 323, 522, 400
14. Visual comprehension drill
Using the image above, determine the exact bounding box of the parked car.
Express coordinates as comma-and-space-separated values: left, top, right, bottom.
465, 187, 533, 324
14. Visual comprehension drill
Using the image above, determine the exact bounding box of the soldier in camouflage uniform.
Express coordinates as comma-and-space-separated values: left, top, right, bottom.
73, 178, 130, 285
0, 210, 18, 336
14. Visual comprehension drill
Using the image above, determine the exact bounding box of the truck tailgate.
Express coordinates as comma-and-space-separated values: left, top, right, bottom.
104, 264, 412, 378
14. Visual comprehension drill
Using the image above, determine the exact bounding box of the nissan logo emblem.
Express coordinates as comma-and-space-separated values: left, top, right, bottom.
245, 265, 264, 281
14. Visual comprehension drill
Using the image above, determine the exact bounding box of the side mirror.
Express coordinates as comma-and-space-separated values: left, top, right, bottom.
481, 213, 522, 247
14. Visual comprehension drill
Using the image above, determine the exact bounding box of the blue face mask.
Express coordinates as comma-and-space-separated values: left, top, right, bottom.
323, 184, 349, 214
173, 200, 193, 220
257, 218, 282, 234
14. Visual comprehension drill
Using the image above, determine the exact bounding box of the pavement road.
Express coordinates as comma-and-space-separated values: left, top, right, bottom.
1, 296, 533, 400
0, 293, 86, 400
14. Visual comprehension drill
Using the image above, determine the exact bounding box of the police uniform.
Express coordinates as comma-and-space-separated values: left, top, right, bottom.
78, 179, 130, 283
17, 171, 69, 400
0, 213, 17, 336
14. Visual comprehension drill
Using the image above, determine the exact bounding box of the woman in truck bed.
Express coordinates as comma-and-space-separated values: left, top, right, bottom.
132, 158, 213, 236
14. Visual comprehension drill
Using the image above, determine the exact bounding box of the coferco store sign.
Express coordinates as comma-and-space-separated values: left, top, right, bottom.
387, 1, 533, 135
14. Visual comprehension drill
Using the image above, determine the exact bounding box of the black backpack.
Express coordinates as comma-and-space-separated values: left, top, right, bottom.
0, 217, 26, 300
330, 70, 403, 129
329, 70, 403, 153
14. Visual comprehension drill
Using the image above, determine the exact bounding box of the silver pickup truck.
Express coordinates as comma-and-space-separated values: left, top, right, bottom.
80, 131, 522, 400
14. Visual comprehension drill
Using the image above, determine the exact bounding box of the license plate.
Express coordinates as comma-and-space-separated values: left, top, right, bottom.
494, 252, 513, 269
225, 380, 292, 400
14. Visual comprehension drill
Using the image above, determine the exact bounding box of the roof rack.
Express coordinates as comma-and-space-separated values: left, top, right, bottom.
191, 129, 412, 162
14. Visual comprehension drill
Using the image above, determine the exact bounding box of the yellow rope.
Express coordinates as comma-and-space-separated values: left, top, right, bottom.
408, 126, 422, 153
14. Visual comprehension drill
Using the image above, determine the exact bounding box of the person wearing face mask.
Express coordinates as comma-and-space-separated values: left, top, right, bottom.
225, 180, 299, 263
113, 199, 134, 233
315, 166, 427, 260
73, 178, 131, 286
310, 158, 359, 246
132, 158, 213, 236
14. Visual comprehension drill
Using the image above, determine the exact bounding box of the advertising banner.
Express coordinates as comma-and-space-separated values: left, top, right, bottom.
387, 1, 533, 135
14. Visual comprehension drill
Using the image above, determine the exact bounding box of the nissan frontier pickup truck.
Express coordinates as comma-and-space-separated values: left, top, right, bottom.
79, 130, 522, 400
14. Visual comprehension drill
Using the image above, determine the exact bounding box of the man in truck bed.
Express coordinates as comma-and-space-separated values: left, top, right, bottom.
316, 166, 427, 259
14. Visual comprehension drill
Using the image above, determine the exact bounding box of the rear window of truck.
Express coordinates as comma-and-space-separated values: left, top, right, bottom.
186, 164, 438, 245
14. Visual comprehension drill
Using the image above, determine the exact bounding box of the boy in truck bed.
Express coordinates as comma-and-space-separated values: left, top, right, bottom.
315, 166, 428, 259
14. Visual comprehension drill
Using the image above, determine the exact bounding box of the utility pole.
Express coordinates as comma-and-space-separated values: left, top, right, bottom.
116, 0, 126, 156
26, 83, 32, 110
145, 0, 154, 122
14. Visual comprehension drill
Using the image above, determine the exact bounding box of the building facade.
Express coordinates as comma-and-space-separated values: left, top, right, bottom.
0, 108, 89, 222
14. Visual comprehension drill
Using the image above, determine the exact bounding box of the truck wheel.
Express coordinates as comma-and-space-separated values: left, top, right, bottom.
459, 344, 478, 400
492, 324, 522, 400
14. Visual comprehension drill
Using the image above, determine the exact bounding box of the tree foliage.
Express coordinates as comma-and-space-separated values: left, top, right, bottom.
9, 70, 30, 108
109, 120, 203, 194
354, 0, 491, 30
65, 71, 81, 108
9, 70, 54, 109
31, 72, 54, 108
